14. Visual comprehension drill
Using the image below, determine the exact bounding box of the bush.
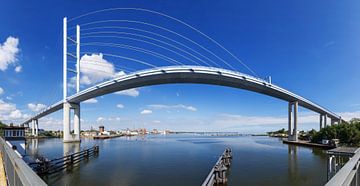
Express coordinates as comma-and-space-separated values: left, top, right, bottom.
310, 119, 360, 146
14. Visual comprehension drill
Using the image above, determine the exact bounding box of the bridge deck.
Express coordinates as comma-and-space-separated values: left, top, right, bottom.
21, 66, 341, 125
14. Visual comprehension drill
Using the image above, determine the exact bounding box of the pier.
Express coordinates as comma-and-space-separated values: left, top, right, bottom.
202, 148, 232, 186
30, 145, 99, 175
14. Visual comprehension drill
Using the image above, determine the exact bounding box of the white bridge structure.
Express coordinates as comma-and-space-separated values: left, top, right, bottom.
21, 16, 341, 143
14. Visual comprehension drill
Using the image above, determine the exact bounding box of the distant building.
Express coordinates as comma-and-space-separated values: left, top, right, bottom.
99, 126, 105, 133
152, 129, 159, 134
98, 126, 110, 136
139, 128, 147, 135
82, 131, 98, 137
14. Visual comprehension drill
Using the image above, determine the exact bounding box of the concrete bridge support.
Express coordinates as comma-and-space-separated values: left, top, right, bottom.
35, 119, 38, 136
288, 101, 298, 141
31, 119, 38, 136
31, 120, 35, 136
320, 114, 324, 130
324, 114, 328, 127
63, 102, 81, 143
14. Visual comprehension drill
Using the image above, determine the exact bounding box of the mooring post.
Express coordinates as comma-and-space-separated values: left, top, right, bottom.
214, 163, 228, 184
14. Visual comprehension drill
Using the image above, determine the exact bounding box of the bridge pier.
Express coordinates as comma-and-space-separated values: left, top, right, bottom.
330, 119, 335, 125
324, 114, 328, 127
63, 102, 81, 143
35, 119, 38, 136
288, 101, 298, 141
320, 114, 324, 130
31, 120, 35, 136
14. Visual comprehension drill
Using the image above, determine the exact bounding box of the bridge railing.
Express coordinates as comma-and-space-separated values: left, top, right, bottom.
326, 148, 360, 186
0, 137, 47, 186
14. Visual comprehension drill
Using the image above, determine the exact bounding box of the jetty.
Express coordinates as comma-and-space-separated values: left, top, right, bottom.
202, 148, 232, 186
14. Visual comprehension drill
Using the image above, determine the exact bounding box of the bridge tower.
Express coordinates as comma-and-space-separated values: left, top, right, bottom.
63, 17, 81, 143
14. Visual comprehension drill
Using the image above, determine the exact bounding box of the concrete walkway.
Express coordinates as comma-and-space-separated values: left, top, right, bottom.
0, 151, 7, 186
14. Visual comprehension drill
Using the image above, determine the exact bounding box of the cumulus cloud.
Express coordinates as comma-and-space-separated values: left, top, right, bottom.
114, 88, 140, 97
97, 117, 105, 123
0, 99, 27, 121
0, 36, 20, 71
83, 98, 98, 104
0, 87, 3, 95
27, 103, 47, 112
148, 104, 197, 112
337, 111, 360, 121
140, 109, 152, 115
15, 65, 22, 73
79, 53, 125, 85
116, 104, 124, 109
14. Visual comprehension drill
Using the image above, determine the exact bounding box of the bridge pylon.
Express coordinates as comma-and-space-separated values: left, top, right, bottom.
63, 17, 81, 143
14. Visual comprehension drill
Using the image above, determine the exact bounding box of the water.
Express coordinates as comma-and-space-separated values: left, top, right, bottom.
25, 134, 328, 186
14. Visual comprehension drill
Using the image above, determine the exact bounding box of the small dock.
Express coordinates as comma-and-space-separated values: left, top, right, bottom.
282, 139, 334, 149
202, 148, 232, 186
29, 145, 99, 175
326, 147, 359, 181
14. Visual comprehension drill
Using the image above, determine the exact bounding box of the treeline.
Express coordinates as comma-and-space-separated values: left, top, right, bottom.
0, 121, 7, 127
311, 118, 360, 146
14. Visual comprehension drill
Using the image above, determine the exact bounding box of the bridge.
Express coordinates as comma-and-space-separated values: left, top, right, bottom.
21, 13, 341, 143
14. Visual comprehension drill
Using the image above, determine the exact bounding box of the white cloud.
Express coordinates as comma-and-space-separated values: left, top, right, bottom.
27, 103, 47, 112
152, 120, 161, 123
116, 104, 124, 109
83, 98, 98, 104
0, 99, 27, 121
0, 36, 20, 71
337, 111, 360, 121
0, 87, 3, 95
14, 65, 22, 73
148, 104, 197, 112
114, 88, 140, 97
97, 117, 105, 123
79, 53, 125, 85
141, 109, 152, 115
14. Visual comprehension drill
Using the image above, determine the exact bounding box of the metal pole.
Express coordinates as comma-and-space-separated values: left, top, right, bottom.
63, 17, 67, 101
76, 25, 80, 93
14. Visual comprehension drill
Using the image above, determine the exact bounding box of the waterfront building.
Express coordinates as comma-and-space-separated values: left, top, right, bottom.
152, 129, 159, 134
0, 124, 26, 141
99, 126, 105, 133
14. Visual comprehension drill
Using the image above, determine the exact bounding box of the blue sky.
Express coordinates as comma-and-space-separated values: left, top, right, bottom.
0, 0, 359, 133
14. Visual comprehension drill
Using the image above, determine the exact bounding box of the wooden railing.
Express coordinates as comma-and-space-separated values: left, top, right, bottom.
29, 145, 99, 175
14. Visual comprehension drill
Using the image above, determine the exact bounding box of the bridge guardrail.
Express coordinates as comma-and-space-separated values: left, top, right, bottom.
0, 137, 47, 186
326, 148, 360, 186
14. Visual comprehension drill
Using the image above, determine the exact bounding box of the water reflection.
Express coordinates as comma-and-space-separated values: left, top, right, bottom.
63, 142, 80, 156
25, 135, 329, 186
288, 145, 298, 181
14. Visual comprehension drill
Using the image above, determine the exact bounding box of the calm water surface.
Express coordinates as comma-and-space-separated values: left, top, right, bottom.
25, 134, 328, 186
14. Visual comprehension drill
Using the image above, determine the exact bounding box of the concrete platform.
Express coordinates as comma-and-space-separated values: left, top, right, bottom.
283, 139, 334, 149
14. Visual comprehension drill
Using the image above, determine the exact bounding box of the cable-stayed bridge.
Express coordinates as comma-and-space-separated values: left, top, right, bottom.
21, 8, 342, 142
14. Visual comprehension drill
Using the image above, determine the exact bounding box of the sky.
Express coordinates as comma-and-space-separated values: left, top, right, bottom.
0, 0, 360, 133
